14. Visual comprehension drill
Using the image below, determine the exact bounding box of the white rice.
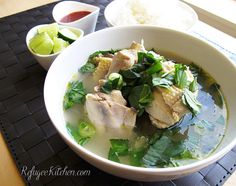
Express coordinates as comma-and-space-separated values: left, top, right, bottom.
113, 0, 196, 30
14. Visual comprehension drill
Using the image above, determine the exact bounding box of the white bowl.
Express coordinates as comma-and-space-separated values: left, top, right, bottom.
44, 26, 236, 181
52, 1, 100, 35
26, 24, 84, 70
104, 0, 198, 31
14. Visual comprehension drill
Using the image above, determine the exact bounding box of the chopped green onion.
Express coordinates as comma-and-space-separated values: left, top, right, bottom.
110, 139, 129, 156
78, 121, 96, 138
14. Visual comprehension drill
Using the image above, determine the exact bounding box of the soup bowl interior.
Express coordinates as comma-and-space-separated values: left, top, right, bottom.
44, 26, 236, 181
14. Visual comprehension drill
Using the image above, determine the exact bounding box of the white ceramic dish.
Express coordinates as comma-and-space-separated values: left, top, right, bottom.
104, 0, 198, 31
26, 24, 84, 70
52, 1, 100, 35
44, 26, 236, 181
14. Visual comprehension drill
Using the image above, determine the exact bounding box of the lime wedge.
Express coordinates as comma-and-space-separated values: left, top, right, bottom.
38, 23, 59, 39
29, 32, 54, 55
53, 37, 69, 53
58, 28, 80, 43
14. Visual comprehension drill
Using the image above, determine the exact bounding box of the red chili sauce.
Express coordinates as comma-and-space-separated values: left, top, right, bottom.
60, 11, 91, 23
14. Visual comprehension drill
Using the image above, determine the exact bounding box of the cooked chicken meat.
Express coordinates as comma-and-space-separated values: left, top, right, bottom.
85, 90, 137, 130
93, 57, 112, 81
106, 41, 144, 76
130, 41, 146, 52
145, 61, 195, 129
106, 49, 137, 76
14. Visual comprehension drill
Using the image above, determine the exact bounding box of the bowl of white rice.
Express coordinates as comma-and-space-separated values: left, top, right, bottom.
104, 0, 198, 31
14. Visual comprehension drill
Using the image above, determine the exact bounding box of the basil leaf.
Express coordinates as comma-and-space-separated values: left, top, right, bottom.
143, 136, 171, 167
152, 76, 173, 88
79, 63, 96, 73
128, 84, 152, 114
110, 139, 129, 156
189, 77, 198, 92
63, 81, 86, 110
108, 148, 120, 163
174, 64, 188, 89
146, 61, 162, 75
182, 89, 202, 116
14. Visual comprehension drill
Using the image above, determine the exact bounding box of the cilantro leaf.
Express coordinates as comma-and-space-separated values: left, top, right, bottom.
80, 63, 96, 73
63, 81, 86, 110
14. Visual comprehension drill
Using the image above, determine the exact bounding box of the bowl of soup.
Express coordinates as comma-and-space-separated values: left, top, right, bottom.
44, 26, 236, 181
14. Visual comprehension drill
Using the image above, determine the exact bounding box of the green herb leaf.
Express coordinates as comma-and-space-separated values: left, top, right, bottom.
63, 81, 86, 110
128, 84, 152, 115
78, 121, 96, 138
189, 77, 198, 92
182, 89, 202, 116
110, 139, 129, 156
143, 136, 171, 167
174, 64, 188, 89
152, 76, 173, 88
100, 81, 113, 94
108, 148, 120, 163
79, 63, 96, 73
146, 61, 162, 75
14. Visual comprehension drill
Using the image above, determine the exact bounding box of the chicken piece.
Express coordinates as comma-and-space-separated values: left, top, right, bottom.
93, 57, 112, 82
145, 61, 196, 129
159, 86, 183, 108
146, 85, 194, 129
106, 49, 137, 76
145, 88, 180, 129
106, 41, 146, 76
130, 41, 146, 52
85, 90, 137, 130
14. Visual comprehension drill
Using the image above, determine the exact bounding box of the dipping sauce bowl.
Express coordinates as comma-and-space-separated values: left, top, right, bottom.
52, 1, 100, 35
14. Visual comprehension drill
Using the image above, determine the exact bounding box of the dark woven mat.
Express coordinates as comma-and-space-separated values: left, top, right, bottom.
0, 0, 236, 185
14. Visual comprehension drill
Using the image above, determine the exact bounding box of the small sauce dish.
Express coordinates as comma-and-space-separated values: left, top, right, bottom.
52, 1, 100, 35
26, 24, 84, 70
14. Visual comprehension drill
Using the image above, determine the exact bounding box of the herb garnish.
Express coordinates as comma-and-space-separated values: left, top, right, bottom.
80, 63, 96, 73
182, 89, 202, 116
63, 81, 86, 110
174, 64, 189, 89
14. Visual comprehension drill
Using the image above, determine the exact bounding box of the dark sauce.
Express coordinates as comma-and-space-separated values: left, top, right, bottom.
60, 11, 91, 23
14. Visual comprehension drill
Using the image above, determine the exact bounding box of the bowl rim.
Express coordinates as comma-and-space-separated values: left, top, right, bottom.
26, 23, 84, 57
44, 25, 236, 174
52, 1, 100, 25
104, 0, 198, 31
